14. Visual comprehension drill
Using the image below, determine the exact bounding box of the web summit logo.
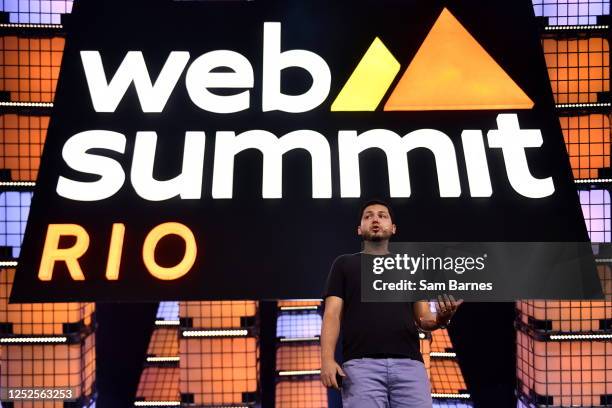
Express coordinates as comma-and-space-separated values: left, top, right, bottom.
60, 8, 552, 202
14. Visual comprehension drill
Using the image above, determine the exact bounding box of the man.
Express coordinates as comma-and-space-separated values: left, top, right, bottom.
320, 200, 462, 408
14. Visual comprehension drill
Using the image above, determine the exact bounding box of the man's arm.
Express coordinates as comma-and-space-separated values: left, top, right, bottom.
320, 295, 345, 389
413, 295, 463, 331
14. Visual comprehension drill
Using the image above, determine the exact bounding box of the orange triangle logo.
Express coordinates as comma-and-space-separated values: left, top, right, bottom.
384, 8, 534, 111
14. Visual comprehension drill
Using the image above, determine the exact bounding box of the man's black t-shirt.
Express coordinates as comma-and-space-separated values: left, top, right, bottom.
323, 252, 424, 363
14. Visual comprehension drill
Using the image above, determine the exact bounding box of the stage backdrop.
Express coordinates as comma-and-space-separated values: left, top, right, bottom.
11, 0, 599, 302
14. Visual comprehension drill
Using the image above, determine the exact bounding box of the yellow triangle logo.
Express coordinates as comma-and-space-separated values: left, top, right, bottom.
384, 8, 534, 111
331, 38, 400, 111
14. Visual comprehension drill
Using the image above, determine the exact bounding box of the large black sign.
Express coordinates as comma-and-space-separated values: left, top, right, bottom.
12, 0, 601, 301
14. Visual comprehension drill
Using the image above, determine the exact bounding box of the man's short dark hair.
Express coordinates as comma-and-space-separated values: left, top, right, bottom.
359, 199, 394, 223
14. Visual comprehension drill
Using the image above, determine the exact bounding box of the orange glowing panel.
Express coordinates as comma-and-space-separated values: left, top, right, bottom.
147, 327, 179, 357
542, 37, 610, 104
276, 344, 320, 371
278, 300, 322, 308
0, 333, 96, 402
275, 380, 328, 408
135, 366, 180, 402
0, 114, 49, 181
560, 114, 611, 179
180, 337, 258, 405
0, 36, 65, 102
180, 301, 257, 329
0, 268, 94, 335
516, 265, 611, 332
429, 359, 468, 394
517, 331, 612, 407
419, 336, 431, 374
517, 299, 612, 332
430, 328, 454, 353
384, 8, 534, 111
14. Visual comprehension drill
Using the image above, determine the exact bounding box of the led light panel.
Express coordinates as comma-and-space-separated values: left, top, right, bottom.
542, 37, 609, 104
0, 0, 73, 24
579, 189, 611, 242
0, 191, 32, 258
533, 0, 610, 25
276, 312, 322, 339
560, 114, 611, 179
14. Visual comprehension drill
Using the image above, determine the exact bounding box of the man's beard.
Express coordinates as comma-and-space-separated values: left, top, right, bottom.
362, 230, 391, 242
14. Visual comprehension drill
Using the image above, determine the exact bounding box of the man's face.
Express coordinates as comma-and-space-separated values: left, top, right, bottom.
358, 204, 396, 242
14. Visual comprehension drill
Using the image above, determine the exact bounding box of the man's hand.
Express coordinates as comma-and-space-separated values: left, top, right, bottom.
434, 294, 463, 326
321, 358, 345, 390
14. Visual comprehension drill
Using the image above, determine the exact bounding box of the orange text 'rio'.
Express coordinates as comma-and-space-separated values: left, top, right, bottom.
37, 222, 197, 281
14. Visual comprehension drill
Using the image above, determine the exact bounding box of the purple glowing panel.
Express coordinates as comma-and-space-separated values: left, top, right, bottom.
432, 401, 473, 408
0, 0, 74, 24
579, 189, 611, 243
276, 311, 322, 339
156, 301, 179, 321
533, 0, 610, 25
0, 191, 32, 258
